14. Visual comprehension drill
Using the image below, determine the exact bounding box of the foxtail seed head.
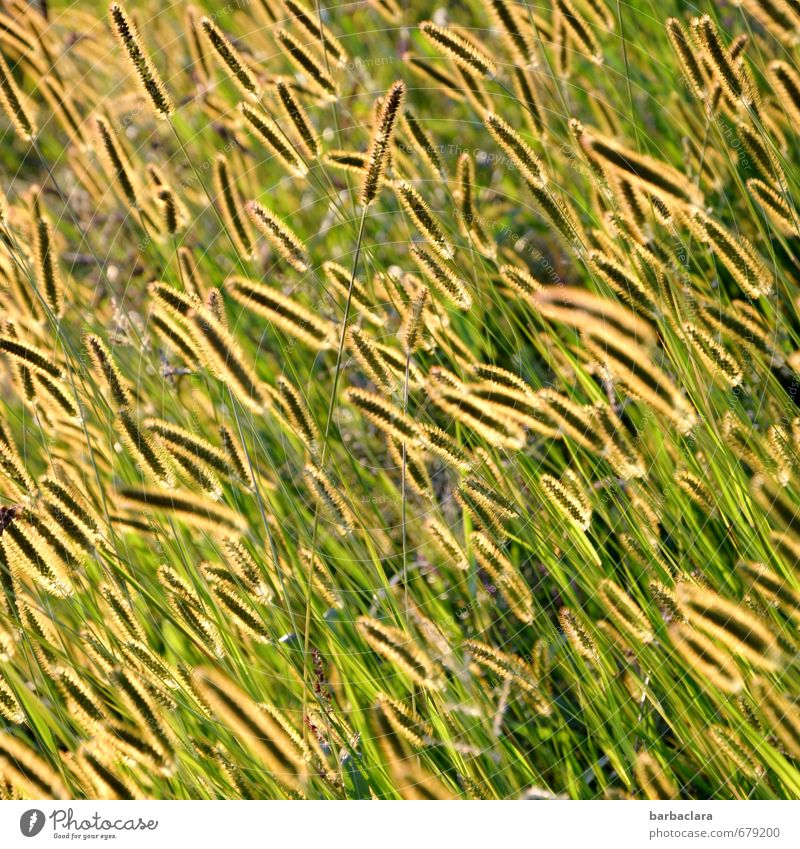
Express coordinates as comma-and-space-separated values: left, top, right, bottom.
84, 333, 132, 408
485, 0, 536, 65
558, 607, 600, 663
362, 80, 405, 206
276, 28, 338, 98
277, 375, 320, 455
693, 15, 746, 104
634, 751, 678, 801
357, 616, 443, 691
394, 180, 453, 260
0, 734, 68, 798
484, 112, 546, 185
419, 21, 497, 78
555, 0, 603, 64
33, 214, 64, 318
275, 78, 320, 158
669, 622, 743, 693
245, 200, 309, 272
185, 306, 269, 413
410, 245, 472, 310
666, 17, 706, 102
0, 49, 36, 140
213, 155, 255, 260
399, 284, 429, 356
238, 101, 308, 178
199, 16, 259, 98
676, 582, 782, 670
284, 0, 348, 67
109, 3, 173, 119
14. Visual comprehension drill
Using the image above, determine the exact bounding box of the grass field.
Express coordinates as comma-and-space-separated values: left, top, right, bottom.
0, 0, 799, 800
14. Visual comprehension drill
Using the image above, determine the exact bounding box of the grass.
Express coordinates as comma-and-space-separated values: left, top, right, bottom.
0, 0, 798, 800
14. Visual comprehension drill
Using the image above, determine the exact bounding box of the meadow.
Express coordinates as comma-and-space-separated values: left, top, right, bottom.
0, 0, 798, 800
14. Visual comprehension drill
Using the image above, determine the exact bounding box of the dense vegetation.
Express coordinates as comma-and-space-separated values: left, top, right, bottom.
0, 0, 798, 800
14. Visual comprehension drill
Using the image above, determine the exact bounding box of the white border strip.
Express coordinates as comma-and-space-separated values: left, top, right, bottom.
0, 799, 798, 848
